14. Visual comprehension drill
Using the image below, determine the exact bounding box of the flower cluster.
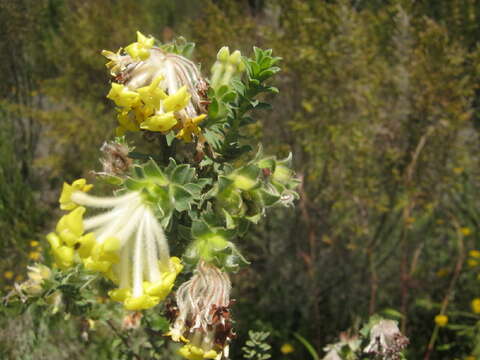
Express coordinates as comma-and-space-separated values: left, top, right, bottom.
48, 179, 182, 310
167, 261, 234, 360
102, 31, 208, 140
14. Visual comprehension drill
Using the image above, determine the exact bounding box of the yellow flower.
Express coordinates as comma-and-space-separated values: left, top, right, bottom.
143, 257, 183, 299
59, 179, 93, 211
465, 356, 476, 360
140, 112, 177, 132
163, 86, 191, 113
107, 83, 140, 108
123, 294, 160, 311
435, 314, 448, 327
125, 31, 154, 61
3, 271, 14, 280
120, 257, 182, 311
101, 48, 123, 74
468, 259, 479, 268
117, 109, 141, 133
471, 298, 480, 314
453, 167, 464, 175
15, 274, 24, 282
30, 240, 40, 247
137, 76, 167, 108
176, 114, 207, 143
178, 344, 218, 360
461, 227, 472, 236
56, 206, 86, 246
470, 250, 480, 258
280, 343, 295, 354
53, 246, 75, 269
28, 252, 41, 261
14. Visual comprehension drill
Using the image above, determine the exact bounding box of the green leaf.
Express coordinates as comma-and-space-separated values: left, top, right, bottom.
171, 164, 195, 184
191, 220, 211, 238
257, 188, 281, 207
165, 131, 176, 146
222, 91, 237, 103
142, 159, 168, 185
218, 175, 235, 193
208, 98, 219, 118
231, 79, 245, 95
294, 333, 319, 360
170, 184, 193, 212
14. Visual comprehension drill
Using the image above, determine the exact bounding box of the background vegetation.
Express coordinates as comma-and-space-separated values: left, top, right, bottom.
1, 0, 480, 359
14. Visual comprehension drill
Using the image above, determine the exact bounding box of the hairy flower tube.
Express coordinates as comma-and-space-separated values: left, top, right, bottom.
49, 180, 183, 310
102, 32, 208, 140
168, 261, 234, 360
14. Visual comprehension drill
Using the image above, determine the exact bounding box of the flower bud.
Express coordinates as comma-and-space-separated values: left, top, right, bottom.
217, 46, 230, 62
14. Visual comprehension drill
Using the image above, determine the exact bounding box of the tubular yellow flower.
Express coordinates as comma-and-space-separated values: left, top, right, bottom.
163, 86, 191, 113
178, 344, 218, 360
176, 114, 207, 143
30, 240, 40, 247
56, 206, 86, 246
137, 76, 167, 108
59, 178, 93, 211
434, 314, 448, 327
125, 31, 154, 61
4, 271, 14, 280
47, 206, 96, 269
140, 112, 177, 132
107, 83, 141, 108
117, 109, 141, 133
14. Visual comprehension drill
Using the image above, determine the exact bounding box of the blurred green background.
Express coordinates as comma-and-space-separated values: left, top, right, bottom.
2, 0, 480, 359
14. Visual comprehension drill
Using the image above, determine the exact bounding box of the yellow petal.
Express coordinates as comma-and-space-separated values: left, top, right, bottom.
124, 294, 159, 310
163, 86, 191, 113
59, 179, 92, 211
108, 288, 131, 302
46, 232, 61, 249
203, 350, 218, 359
77, 233, 96, 258
140, 112, 178, 132
107, 83, 140, 108
53, 246, 74, 269
83, 257, 112, 273
137, 31, 154, 48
